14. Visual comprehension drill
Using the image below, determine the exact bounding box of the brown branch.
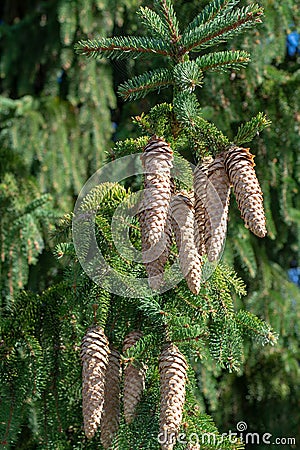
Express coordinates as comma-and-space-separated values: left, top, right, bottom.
119, 80, 173, 101
173, 333, 208, 344
161, 0, 180, 44
81, 44, 170, 57
176, 291, 217, 315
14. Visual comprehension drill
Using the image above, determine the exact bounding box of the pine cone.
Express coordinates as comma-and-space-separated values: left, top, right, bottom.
193, 157, 213, 256
141, 213, 173, 290
159, 343, 188, 450
170, 192, 202, 294
224, 145, 266, 237
123, 330, 146, 424
81, 326, 110, 439
205, 153, 231, 261
140, 135, 173, 247
100, 346, 121, 449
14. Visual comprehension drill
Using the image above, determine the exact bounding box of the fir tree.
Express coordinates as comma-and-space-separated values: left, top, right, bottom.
74, 0, 274, 448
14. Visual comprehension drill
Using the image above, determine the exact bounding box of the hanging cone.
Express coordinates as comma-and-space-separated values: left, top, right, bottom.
224, 145, 266, 237
159, 343, 188, 450
100, 346, 121, 449
123, 330, 147, 424
141, 213, 173, 290
193, 157, 213, 256
170, 192, 202, 294
80, 326, 110, 439
139, 135, 173, 248
205, 153, 231, 262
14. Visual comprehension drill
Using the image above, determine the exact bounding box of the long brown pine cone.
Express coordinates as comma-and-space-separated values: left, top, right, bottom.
170, 192, 202, 294
205, 153, 231, 262
141, 213, 173, 291
80, 326, 110, 439
159, 343, 188, 450
193, 157, 213, 257
100, 346, 121, 449
140, 135, 173, 248
123, 330, 146, 424
224, 145, 266, 237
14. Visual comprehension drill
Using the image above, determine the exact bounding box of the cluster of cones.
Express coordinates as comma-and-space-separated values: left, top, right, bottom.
81, 326, 187, 449
81, 327, 145, 447
139, 136, 266, 294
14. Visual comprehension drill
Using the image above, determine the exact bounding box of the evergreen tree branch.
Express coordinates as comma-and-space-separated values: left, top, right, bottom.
52, 213, 72, 243
138, 297, 167, 324
132, 103, 174, 136
174, 92, 229, 153
22, 194, 53, 216
231, 233, 258, 278
137, 7, 170, 39
123, 333, 158, 361
181, 5, 263, 53
175, 288, 217, 316
78, 182, 127, 214
234, 112, 271, 145
236, 310, 277, 345
184, 0, 239, 35
173, 91, 201, 127
209, 318, 243, 371
111, 137, 149, 158
169, 316, 206, 342
209, 275, 235, 318
172, 152, 194, 191
154, 0, 180, 43
54, 242, 76, 259
192, 117, 229, 154
195, 50, 251, 73
118, 68, 173, 101
75, 36, 172, 60
217, 263, 247, 297
173, 60, 203, 92
1, 401, 14, 446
